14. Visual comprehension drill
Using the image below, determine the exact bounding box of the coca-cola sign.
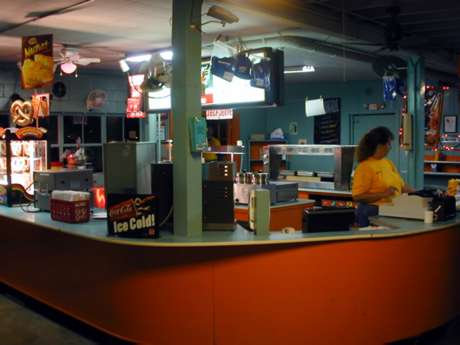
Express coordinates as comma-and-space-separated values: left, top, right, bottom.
107, 194, 157, 238
108, 199, 136, 221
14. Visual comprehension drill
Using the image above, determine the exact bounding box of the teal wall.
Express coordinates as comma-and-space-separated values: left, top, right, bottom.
0, 63, 127, 114
265, 80, 401, 145
238, 79, 402, 170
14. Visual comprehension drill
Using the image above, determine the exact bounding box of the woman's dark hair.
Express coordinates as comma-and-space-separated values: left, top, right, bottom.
356, 126, 394, 162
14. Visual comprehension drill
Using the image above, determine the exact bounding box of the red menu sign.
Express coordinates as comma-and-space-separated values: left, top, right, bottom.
126, 97, 145, 118
126, 74, 145, 118
205, 108, 233, 120
21, 35, 54, 89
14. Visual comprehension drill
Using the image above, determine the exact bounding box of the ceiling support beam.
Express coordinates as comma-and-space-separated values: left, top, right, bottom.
171, 0, 203, 236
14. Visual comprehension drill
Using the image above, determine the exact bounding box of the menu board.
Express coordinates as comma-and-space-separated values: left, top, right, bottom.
314, 98, 341, 144
21, 35, 54, 89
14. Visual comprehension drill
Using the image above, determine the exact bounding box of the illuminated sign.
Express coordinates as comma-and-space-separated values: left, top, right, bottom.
126, 74, 145, 118
93, 187, 106, 209
148, 56, 266, 111
205, 108, 233, 120
126, 97, 145, 119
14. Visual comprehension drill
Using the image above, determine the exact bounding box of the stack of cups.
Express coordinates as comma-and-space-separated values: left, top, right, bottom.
424, 210, 434, 224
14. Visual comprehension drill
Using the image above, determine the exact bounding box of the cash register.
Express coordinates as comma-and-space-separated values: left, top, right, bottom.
379, 189, 456, 221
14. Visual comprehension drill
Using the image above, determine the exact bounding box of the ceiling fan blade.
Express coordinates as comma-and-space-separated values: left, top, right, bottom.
76, 58, 101, 66
25, 0, 95, 18
0, 0, 95, 34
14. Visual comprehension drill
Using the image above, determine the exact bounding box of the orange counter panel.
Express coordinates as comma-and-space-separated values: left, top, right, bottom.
1, 215, 460, 344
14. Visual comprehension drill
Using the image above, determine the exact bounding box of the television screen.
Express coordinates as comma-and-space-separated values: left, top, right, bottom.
147, 48, 283, 111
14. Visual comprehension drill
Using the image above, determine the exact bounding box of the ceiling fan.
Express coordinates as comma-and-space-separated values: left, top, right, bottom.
54, 47, 101, 75
340, 5, 428, 53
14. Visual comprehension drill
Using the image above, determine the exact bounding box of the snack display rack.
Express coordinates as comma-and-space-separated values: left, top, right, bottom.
0, 131, 47, 206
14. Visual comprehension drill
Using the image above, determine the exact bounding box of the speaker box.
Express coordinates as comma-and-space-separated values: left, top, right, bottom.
151, 163, 173, 228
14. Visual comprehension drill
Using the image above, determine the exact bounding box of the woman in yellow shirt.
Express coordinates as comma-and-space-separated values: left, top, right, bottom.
352, 126, 414, 226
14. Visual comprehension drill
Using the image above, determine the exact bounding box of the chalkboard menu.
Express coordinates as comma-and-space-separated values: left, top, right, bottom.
314, 98, 341, 144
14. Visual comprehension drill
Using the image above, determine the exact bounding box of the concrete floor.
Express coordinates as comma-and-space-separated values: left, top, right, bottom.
0, 284, 131, 345
0, 294, 96, 345
1, 284, 459, 345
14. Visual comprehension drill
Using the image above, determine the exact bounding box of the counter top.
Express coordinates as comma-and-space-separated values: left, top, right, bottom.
234, 199, 315, 209
298, 188, 352, 196
0, 206, 459, 248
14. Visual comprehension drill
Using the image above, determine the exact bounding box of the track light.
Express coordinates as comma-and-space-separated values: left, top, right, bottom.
191, 5, 239, 32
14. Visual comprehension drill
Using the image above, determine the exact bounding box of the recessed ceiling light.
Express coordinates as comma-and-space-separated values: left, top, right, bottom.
160, 50, 173, 61
119, 59, 130, 72
125, 54, 152, 62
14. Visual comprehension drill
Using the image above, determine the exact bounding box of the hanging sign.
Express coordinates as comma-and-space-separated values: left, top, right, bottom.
107, 194, 158, 238
126, 74, 145, 118
205, 108, 233, 120
126, 97, 145, 118
31, 93, 50, 117
20, 34, 54, 89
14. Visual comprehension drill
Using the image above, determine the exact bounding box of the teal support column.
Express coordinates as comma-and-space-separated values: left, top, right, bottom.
406, 56, 425, 189
171, 0, 203, 236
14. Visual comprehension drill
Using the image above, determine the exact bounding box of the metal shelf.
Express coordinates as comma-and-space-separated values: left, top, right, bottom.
425, 160, 460, 164
268, 144, 357, 156
424, 172, 460, 177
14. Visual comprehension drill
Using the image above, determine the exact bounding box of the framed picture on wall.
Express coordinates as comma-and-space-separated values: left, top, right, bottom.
444, 115, 457, 133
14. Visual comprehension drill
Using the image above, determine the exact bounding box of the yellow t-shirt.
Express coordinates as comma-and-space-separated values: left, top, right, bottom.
352, 158, 405, 205
203, 137, 221, 161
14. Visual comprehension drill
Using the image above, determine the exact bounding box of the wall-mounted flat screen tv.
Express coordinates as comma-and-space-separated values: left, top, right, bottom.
147, 48, 284, 111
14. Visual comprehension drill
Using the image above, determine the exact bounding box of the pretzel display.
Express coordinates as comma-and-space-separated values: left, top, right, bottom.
11, 157, 29, 173
22, 141, 32, 157
10, 100, 34, 127
10, 141, 23, 156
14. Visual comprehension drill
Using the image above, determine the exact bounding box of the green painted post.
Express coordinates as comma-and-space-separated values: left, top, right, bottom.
171, 0, 203, 236
406, 55, 425, 189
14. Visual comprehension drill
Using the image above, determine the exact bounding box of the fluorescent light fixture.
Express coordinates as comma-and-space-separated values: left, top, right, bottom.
284, 65, 315, 74
60, 62, 77, 74
125, 54, 152, 62
119, 59, 130, 72
160, 50, 173, 61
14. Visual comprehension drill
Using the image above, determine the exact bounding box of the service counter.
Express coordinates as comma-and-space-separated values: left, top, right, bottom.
1, 205, 460, 344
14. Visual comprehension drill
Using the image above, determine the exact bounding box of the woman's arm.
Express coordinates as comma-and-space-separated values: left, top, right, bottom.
402, 185, 416, 193
353, 187, 397, 204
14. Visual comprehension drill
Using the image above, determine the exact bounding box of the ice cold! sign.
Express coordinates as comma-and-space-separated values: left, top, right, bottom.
107, 194, 157, 238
